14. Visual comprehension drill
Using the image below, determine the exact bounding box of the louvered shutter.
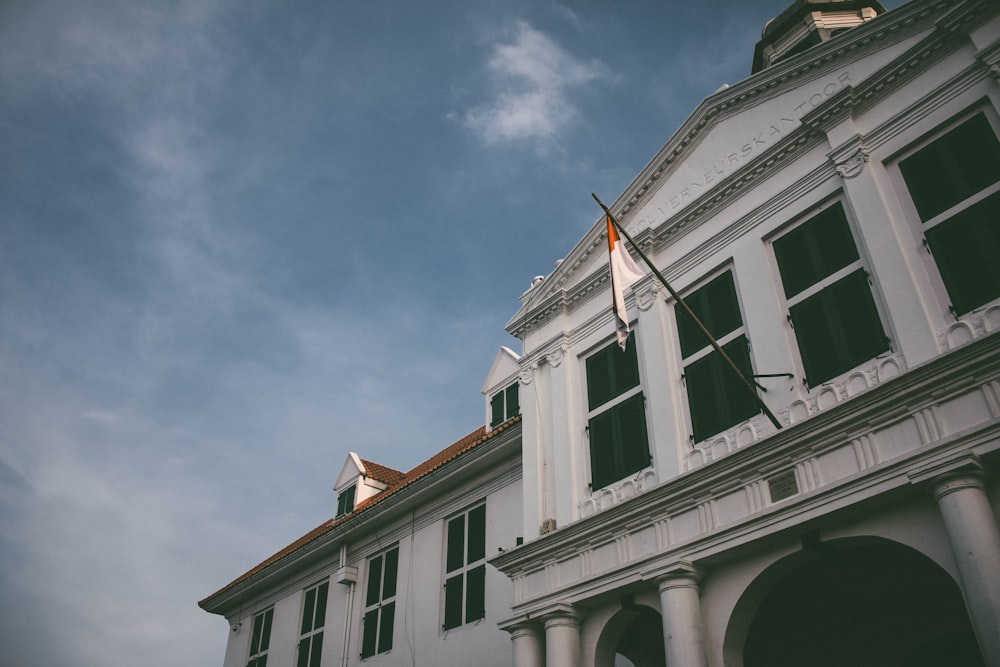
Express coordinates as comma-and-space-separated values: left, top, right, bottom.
443, 575, 463, 630
312, 583, 328, 630
360, 611, 378, 658
586, 346, 614, 410
774, 203, 858, 298
467, 505, 486, 563
446, 516, 464, 573
308, 634, 322, 667
377, 604, 394, 654
677, 272, 742, 357
490, 391, 504, 428
900, 114, 1000, 221
382, 550, 398, 600
365, 555, 382, 606
259, 610, 272, 653
925, 191, 1000, 315
465, 565, 486, 623
505, 383, 519, 419
616, 393, 650, 478
297, 638, 311, 667
588, 410, 616, 489
300, 588, 316, 635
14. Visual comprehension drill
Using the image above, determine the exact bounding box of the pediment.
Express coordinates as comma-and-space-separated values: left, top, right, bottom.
508, 2, 939, 340
482, 346, 522, 395
334, 452, 365, 491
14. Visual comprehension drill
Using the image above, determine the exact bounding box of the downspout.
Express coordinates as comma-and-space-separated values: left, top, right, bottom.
337, 543, 357, 667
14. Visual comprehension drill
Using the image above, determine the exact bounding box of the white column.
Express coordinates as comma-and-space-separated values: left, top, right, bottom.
507, 621, 544, 667
543, 605, 581, 667
928, 464, 1000, 665
657, 561, 708, 667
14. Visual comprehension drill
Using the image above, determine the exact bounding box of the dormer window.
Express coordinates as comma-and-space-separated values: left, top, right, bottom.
490, 383, 520, 429
336, 484, 356, 517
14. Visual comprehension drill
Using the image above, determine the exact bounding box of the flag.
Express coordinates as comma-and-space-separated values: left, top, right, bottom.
607, 215, 645, 350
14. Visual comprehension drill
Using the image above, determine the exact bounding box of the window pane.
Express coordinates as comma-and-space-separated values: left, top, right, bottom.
677, 271, 743, 358
361, 610, 379, 658
378, 602, 395, 654
313, 582, 328, 630
467, 505, 486, 564
446, 516, 465, 572
465, 565, 486, 623
308, 633, 323, 667
900, 114, 1000, 221
382, 548, 398, 600
774, 203, 859, 298
366, 555, 383, 607
443, 574, 464, 630
925, 190, 1000, 315
300, 588, 315, 635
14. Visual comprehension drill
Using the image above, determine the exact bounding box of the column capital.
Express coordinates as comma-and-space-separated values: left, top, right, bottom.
498, 615, 543, 635
540, 602, 581, 630
647, 559, 702, 591
907, 452, 986, 499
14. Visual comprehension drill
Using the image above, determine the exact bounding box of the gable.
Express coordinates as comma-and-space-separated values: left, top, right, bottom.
334, 452, 365, 490
481, 346, 521, 395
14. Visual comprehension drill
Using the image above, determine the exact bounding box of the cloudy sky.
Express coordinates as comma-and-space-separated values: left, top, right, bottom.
0, 1, 904, 665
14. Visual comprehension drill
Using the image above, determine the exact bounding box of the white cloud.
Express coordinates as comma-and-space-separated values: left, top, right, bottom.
462, 22, 612, 145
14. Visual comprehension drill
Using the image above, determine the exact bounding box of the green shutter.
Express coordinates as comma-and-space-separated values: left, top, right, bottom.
490, 391, 504, 427
588, 409, 617, 489
677, 272, 743, 358
925, 190, 1000, 315
308, 633, 323, 667
382, 549, 398, 600
616, 393, 650, 478
587, 341, 640, 411
300, 588, 315, 635
443, 574, 464, 630
365, 555, 383, 607
446, 516, 465, 573
900, 114, 1000, 222
313, 583, 328, 630
259, 609, 272, 653
467, 505, 486, 564
377, 603, 395, 654
505, 383, 519, 420
685, 337, 759, 442
465, 565, 486, 623
790, 270, 888, 387
250, 614, 263, 655
297, 638, 311, 667
360, 611, 378, 658
774, 203, 859, 298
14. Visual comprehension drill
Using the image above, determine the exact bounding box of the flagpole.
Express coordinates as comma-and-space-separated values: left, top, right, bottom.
592, 193, 782, 432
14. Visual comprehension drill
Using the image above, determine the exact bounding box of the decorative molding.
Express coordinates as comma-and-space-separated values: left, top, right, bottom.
835, 146, 870, 179
579, 468, 658, 518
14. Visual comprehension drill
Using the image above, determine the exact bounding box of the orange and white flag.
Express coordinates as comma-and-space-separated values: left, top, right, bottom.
607, 215, 645, 350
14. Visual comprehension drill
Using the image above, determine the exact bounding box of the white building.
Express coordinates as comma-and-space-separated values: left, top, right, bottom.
201, 0, 1000, 665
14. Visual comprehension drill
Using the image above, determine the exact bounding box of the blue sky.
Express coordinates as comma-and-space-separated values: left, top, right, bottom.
0, 1, 904, 665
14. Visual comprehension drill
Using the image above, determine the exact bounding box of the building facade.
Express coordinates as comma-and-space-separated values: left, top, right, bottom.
201, 0, 1000, 665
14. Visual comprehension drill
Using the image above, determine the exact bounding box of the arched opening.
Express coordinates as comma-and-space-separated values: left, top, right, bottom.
726, 537, 983, 667
595, 604, 666, 667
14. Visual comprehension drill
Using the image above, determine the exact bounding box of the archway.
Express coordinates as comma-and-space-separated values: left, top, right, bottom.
595, 604, 666, 667
725, 537, 983, 667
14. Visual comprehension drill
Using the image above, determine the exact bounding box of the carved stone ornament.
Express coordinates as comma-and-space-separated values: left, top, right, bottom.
519, 364, 536, 386
835, 148, 869, 179
546, 347, 566, 368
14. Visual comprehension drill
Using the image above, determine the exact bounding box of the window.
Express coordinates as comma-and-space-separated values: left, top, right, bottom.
490, 382, 520, 428
246, 608, 273, 667
297, 581, 328, 667
336, 484, 356, 517
361, 546, 398, 658
443, 504, 486, 630
676, 270, 760, 442
773, 202, 889, 387
585, 339, 650, 490
898, 113, 1000, 316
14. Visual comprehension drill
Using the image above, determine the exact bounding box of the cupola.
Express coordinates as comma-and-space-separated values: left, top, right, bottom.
752, 0, 886, 73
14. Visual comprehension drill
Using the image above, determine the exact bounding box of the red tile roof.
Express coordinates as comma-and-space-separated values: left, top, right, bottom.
358, 458, 405, 486
199, 415, 520, 609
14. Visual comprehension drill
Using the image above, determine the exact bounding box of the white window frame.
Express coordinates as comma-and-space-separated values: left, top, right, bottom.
442, 503, 487, 631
